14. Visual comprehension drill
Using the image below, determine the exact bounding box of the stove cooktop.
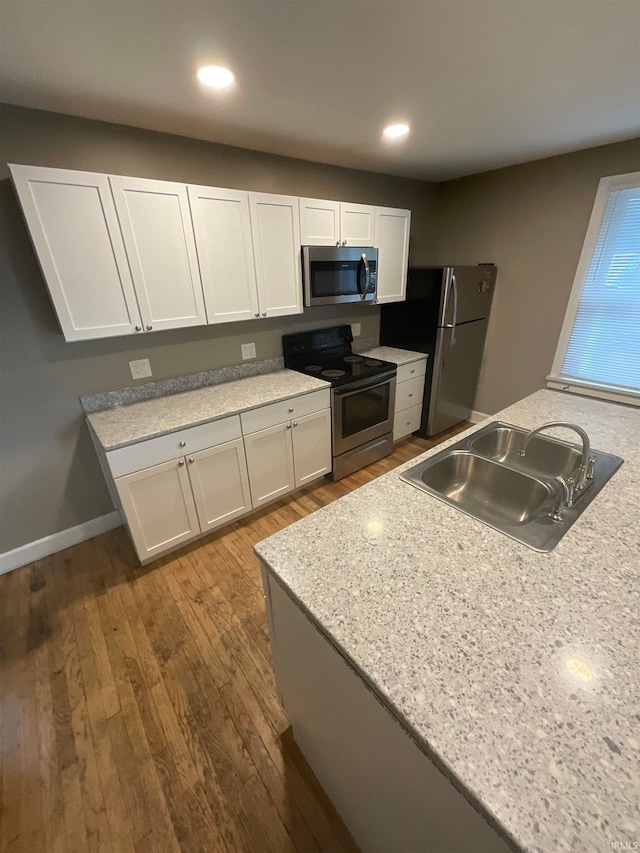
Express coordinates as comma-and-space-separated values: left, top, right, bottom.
282, 325, 396, 388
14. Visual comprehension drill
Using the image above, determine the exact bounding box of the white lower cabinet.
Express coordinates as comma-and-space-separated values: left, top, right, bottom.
103, 392, 332, 563
244, 422, 296, 508
188, 438, 252, 532
393, 356, 428, 441
291, 409, 332, 487
115, 459, 200, 561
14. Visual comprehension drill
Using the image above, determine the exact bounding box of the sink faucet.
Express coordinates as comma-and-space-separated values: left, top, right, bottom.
518, 421, 594, 490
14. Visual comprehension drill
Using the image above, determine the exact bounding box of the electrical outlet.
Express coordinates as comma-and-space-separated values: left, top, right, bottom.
241, 342, 256, 361
351, 323, 361, 337
129, 358, 152, 380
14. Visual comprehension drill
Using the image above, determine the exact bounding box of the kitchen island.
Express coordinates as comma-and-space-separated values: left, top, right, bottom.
255, 389, 640, 853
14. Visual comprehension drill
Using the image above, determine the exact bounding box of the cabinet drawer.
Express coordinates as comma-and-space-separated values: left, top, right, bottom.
106, 415, 242, 478
394, 377, 425, 414
393, 404, 422, 441
397, 358, 427, 385
241, 388, 330, 435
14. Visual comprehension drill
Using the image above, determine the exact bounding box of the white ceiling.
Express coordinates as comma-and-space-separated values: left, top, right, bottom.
1, 0, 639, 181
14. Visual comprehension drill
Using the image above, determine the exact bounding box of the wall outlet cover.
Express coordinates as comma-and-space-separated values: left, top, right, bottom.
351, 323, 361, 337
241, 342, 257, 361
129, 358, 152, 380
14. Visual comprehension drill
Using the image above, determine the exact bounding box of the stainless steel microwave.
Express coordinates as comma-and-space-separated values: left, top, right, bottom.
302, 246, 378, 306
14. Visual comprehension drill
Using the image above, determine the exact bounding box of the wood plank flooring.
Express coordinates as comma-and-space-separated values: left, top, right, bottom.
0, 427, 467, 853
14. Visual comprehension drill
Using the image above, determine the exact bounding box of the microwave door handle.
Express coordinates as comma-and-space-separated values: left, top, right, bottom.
360, 253, 370, 300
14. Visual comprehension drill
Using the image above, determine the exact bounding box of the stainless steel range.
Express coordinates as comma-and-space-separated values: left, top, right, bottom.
283, 326, 397, 480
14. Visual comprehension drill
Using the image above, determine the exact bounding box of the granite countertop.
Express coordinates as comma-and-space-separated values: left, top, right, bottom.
88, 369, 329, 451
360, 344, 428, 366
255, 389, 640, 853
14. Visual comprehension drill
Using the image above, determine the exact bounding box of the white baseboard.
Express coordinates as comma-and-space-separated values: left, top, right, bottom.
0, 510, 122, 576
470, 409, 492, 424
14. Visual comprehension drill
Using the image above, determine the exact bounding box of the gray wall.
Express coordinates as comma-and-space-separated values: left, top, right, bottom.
0, 104, 438, 553
436, 137, 640, 415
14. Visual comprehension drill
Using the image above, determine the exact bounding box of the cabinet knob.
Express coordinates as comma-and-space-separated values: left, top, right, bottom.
188, 457, 194, 464
135, 325, 142, 332
342, 240, 347, 246
178, 459, 185, 466
293, 421, 298, 427
261, 312, 267, 317
179, 441, 186, 447
336, 241, 340, 247
409, 392, 413, 397
286, 423, 291, 429
407, 420, 411, 426
254, 313, 260, 318
288, 407, 294, 413
146, 325, 152, 331
410, 368, 415, 374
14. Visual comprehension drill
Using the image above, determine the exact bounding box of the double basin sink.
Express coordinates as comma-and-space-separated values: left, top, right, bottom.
401, 421, 623, 552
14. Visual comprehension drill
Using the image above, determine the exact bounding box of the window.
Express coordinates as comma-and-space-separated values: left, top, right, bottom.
548, 171, 640, 406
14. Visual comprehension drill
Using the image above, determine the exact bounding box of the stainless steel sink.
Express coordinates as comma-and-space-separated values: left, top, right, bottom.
418, 451, 550, 525
469, 424, 582, 479
401, 421, 624, 552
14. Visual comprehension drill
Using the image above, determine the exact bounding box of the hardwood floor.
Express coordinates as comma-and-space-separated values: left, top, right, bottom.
0, 427, 468, 853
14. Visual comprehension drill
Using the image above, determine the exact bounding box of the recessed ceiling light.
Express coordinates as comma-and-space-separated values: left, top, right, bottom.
197, 65, 235, 89
383, 123, 410, 139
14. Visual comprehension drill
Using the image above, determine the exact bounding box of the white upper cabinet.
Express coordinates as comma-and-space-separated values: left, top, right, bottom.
110, 176, 207, 332
249, 193, 303, 319
9, 164, 143, 341
374, 207, 411, 304
300, 198, 377, 247
340, 202, 376, 246
299, 198, 341, 246
188, 185, 259, 323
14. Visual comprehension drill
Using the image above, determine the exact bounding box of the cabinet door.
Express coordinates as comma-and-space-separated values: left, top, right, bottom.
340, 202, 376, 246
299, 198, 341, 246
188, 185, 259, 324
244, 422, 295, 508
291, 409, 332, 487
249, 193, 303, 319
9, 164, 142, 341
188, 438, 252, 532
115, 459, 200, 561
110, 176, 207, 332
374, 207, 411, 304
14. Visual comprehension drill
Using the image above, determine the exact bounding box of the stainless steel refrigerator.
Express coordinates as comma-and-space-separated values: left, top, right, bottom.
380, 264, 496, 436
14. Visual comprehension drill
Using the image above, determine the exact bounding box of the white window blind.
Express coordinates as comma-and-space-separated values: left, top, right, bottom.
548, 172, 640, 406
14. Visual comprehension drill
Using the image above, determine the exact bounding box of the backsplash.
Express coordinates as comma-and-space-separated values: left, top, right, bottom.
80, 335, 380, 412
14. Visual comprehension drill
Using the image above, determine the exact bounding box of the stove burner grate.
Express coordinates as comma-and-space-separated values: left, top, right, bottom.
364, 359, 382, 366
305, 365, 323, 372
343, 355, 364, 363
322, 369, 346, 378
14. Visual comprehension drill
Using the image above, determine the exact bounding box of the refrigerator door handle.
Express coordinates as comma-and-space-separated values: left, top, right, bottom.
444, 273, 459, 346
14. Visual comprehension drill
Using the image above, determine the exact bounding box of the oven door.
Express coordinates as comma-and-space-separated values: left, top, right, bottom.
303, 246, 378, 306
332, 372, 397, 456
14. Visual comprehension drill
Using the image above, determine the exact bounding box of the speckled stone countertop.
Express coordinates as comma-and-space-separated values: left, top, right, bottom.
88, 370, 329, 451
360, 344, 427, 365
256, 389, 640, 853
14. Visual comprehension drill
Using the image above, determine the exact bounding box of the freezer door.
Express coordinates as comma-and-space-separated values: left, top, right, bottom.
427, 319, 489, 435
441, 266, 496, 326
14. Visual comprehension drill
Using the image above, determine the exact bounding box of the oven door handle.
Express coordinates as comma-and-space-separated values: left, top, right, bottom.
359, 253, 371, 300
333, 370, 396, 398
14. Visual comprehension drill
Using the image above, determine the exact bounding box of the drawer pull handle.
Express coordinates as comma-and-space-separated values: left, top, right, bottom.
288, 407, 294, 413
179, 441, 186, 447
178, 460, 185, 467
